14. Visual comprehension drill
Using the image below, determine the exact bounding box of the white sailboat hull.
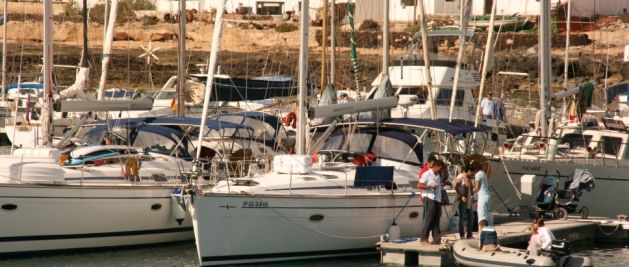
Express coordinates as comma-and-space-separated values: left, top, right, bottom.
0, 184, 193, 255
489, 158, 629, 218
190, 192, 451, 266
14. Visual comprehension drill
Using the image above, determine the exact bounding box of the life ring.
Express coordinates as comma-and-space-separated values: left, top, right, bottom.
123, 156, 140, 179
283, 111, 297, 129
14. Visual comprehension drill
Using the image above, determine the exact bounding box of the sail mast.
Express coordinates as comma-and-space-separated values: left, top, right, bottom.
382, 0, 389, 75
417, 0, 436, 120
194, 0, 227, 169
330, 0, 335, 84
97, 0, 118, 101
177, 0, 187, 116
41, 0, 54, 147
320, 0, 327, 90
296, 0, 310, 155
540, 0, 552, 138
448, 0, 471, 122
473, 0, 497, 128
1, 0, 7, 101
562, 0, 571, 119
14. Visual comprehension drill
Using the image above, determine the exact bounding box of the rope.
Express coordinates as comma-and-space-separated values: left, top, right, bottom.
498, 154, 522, 200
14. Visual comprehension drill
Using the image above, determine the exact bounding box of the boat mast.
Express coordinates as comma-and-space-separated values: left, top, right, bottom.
473, 0, 497, 128
193, 0, 226, 170
330, 0, 335, 84
540, 0, 551, 138
417, 0, 436, 120
320, 0, 327, 90
383, 0, 389, 76
448, 0, 471, 122
97, 0, 118, 101
1, 0, 7, 101
80, 0, 89, 68
41, 0, 53, 147
562, 0, 571, 119
177, 0, 186, 116
296, 0, 310, 155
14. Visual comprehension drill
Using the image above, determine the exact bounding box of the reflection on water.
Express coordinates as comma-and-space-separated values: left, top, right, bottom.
0, 241, 626, 267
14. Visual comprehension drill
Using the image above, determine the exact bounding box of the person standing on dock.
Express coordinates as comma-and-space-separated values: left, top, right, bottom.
473, 160, 492, 225
455, 163, 475, 239
418, 159, 446, 245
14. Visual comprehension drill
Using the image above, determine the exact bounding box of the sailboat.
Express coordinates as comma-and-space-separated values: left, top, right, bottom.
487, 0, 629, 219
0, 1, 213, 256
185, 1, 480, 265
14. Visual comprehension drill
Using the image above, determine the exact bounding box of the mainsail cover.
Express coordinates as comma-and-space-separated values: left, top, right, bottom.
189, 75, 298, 101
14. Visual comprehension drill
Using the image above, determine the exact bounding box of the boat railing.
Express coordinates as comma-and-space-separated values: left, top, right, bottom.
209, 157, 271, 183
505, 136, 624, 167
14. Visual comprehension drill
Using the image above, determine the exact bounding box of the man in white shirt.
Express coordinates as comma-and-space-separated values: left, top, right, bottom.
536, 218, 556, 251
418, 159, 446, 244
480, 93, 494, 119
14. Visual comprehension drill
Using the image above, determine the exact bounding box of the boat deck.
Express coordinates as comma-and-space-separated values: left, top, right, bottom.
379, 214, 628, 266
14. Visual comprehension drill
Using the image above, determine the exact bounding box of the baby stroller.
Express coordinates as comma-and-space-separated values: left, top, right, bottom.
532, 169, 595, 219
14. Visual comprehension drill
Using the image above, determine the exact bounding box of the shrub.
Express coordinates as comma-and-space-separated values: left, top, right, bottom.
358, 19, 379, 31
63, 2, 81, 17
403, 23, 420, 33
90, 0, 151, 23
275, 23, 298, 33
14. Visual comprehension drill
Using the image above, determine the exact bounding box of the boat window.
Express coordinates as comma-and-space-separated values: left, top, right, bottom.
372, 135, 420, 164
600, 136, 622, 157
154, 91, 176, 100
320, 134, 344, 150
133, 131, 179, 156
435, 89, 464, 106
346, 133, 373, 152
213, 116, 275, 141
560, 134, 592, 149
397, 86, 427, 104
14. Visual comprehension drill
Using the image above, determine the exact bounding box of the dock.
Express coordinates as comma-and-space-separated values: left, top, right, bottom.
379, 215, 629, 266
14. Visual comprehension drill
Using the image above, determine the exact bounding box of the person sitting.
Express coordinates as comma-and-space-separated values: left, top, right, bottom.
527, 222, 542, 256
479, 219, 499, 251
536, 218, 556, 252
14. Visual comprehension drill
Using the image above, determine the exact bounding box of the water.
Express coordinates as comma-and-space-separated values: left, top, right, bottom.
0, 241, 626, 267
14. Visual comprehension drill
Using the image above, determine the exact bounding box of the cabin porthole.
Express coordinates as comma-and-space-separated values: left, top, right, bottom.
309, 214, 324, 222
1, 204, 17, 211
409, 211, 419, 219
151, 203, 162, 210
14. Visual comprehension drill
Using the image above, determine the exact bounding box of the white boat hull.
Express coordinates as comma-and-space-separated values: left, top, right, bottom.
489, 158, 629, 218
190, 192, 450, 266
0, 184, 193, 255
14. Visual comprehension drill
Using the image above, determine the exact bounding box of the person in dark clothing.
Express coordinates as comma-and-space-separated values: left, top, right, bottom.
479, 219, 499, 251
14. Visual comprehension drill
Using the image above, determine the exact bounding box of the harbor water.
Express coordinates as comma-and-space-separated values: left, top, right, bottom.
0, 241, 626, 266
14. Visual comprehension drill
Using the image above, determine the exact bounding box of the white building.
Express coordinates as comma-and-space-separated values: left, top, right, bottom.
355, 0, 629, 24
153, 0, 324, 15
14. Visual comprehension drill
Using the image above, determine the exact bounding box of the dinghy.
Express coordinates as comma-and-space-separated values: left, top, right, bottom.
453, 239, 592, 267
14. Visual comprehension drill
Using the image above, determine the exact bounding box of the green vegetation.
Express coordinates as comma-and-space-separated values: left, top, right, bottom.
403, 23, 420, 33
63, 2, 81, 17
90, 0, 156, 23
359, 19, 380, 31
275, 23, 298, 33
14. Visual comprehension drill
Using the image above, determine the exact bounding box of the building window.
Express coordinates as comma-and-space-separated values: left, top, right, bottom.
257, 2, 284, 15
401, 0, 416, 7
